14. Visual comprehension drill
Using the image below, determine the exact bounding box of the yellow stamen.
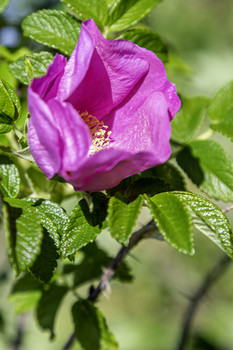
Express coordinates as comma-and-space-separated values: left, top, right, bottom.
80, 111, 112, 155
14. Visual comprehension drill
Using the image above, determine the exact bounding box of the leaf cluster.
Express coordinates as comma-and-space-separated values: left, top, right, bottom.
1, 0, 233, 349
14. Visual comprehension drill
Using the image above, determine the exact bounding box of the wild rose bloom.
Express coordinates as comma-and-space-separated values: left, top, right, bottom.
28, 19, 181, 191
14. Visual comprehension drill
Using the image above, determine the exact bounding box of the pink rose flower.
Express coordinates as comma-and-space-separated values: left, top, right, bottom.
28, 19, 181, 191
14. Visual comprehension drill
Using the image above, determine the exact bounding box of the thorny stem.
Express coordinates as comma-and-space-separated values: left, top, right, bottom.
61, 220, 156, 350
175, 254, 231, 350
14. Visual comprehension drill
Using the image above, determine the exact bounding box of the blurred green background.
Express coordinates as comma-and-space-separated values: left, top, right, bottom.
1, 0, 233, 349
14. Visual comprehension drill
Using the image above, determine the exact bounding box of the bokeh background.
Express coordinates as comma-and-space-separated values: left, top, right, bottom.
1, 0, 233, 349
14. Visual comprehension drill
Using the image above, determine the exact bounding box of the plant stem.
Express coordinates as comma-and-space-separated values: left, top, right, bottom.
175, 254, 231, 350
61, 220, 156, 350
11, 314, 27, 350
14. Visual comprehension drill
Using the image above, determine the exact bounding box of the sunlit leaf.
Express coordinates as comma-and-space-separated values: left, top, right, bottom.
22, 10, 81, 55
171, 96, 209, 143
108, 194, 143, 245
61, 193, 107, 257
177, 140, 233, 202
62, 0, 108, 27
4, 198, 43, 273
108, 0, 162, 32
0, 155, 20, 198
145, 192, 194, 255
9, 52, 54, 85
172, 191, 233, 258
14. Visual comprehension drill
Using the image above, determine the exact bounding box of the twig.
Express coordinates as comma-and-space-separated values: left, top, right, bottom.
62, 220, 156, 350
11, 314, 27, 350
222, 204, 233, 214
175, 254, 231, 350
62, 333, 76, 350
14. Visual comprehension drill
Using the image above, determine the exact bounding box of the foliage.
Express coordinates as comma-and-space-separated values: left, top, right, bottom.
0, 0, 233, 349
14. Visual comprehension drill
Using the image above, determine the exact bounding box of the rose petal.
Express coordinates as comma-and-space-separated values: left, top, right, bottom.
106, 91, 171, 157
139, 47, 181, 119
28, 90, 62, 178
63, 93, 171, 191
30, 54, 67, 102
47, 99, 91, 175
58, 19, 149, 118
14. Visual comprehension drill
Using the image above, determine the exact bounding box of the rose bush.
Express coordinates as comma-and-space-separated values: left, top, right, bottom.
28, 19, 181, 191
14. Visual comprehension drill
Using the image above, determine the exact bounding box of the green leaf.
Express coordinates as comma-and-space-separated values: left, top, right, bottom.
3, 198, 43, 273
108, 0, 162, 32
106, 174, 140, 197
192, 213, 224, 251
210, 121, 233, 143
36, 284, 67, 338
9, 273, 42, 314
2, 80, 21, 120
25, 56, 34, 83
142, 162, 186, 190
125, 177, 171, 201
120, 29, 168, 62
208, 82, 233, 140
25, 198, 68, 248
30, 229, 59, 284
9, 52, 54, 86
172, 191, 233, 258
208, 81, 233, 122
22, 10, 81, 56
106, 0, 116, 7
0, 0, 10, 14
26, 166, 53, 193
0, 78, 16, 119
0, 155, 20, 198
0, 117, 12, 134
171, 97, 209, 143
0, 78, 21, 132
114, 260, 133, 283
145, 193, 194, 255
72, 300, 118, 350
79, 193, 108, 228
177, 140, 233, 202
64, 243, 111, 287
61, 194, 107, 258
108, 194, 143, 245
62, 0, 108, 27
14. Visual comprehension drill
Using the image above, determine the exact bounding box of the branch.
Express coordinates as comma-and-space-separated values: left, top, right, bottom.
175, 254, 231, 350
89, 219, 156, 301
11, 314, 27, 350
62, 220, 157, 350
222, 204, 233, 214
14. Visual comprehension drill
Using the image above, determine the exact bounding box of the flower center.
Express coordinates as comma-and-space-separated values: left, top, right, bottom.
80, 111, 112, 155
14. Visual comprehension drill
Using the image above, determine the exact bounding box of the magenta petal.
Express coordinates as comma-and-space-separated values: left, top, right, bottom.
65, 92, 171, 191
107, 92, 171, 158
28, 19, 181, 192
30, 54, 67, 102
63, 148, 132, 191
46, 100, 91, 175
57, 25, 94, 103
57, 19, 149, 118
28, 90, 62, 178
139, 47, 181, 119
